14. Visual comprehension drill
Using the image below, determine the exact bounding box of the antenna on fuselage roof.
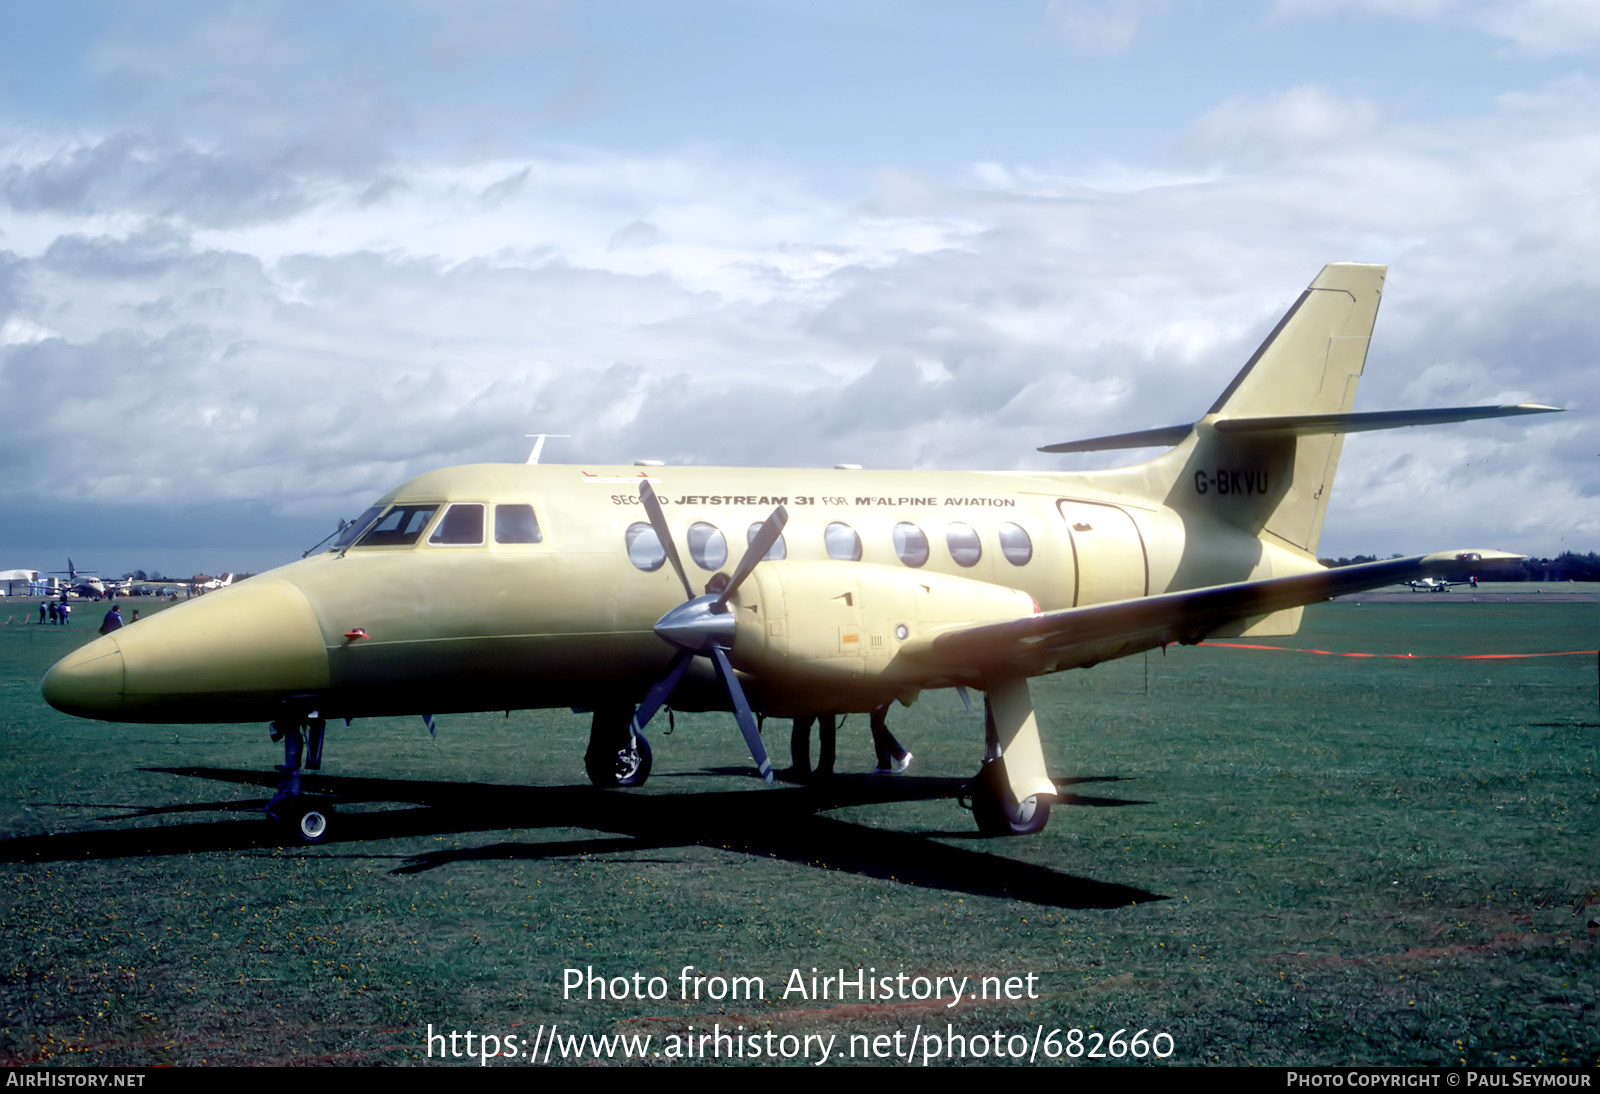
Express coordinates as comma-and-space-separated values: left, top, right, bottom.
524, 434, 571, 465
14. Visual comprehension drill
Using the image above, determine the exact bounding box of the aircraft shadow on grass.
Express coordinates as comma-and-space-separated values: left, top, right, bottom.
1, 769, 1161, 910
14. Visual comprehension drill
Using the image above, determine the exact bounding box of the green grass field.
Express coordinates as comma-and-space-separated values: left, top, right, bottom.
0, 593, 1595, 1066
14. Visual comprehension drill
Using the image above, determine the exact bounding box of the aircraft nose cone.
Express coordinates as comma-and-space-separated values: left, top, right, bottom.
40, 635, 126, 718
39, 576, 330, 723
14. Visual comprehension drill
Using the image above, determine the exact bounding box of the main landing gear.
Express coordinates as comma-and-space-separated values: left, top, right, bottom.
959, 678, 1055, 837
265, 717, 337, 844
584, 706, 653, 788
963, 757, 1051, 836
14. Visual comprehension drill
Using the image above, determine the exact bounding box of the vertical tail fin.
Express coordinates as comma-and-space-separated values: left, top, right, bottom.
1045, 264, 1386, 556
1046, 266, 1553, 557
1191, 263, 1386, 553
1039, 263, 1553, 630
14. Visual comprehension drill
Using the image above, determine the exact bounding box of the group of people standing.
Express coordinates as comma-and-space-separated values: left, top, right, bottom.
34, 598, 137, 630
790, 704, 913, 782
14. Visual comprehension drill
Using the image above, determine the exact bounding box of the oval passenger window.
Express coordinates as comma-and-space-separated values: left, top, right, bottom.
747, 523, 786, 560
893, 522, 929, 568
688, 522, 728, 570
946, 522, 982, 567
997, 522, 1032, 566
625, 523, 666, 572
824, 522, 862, 562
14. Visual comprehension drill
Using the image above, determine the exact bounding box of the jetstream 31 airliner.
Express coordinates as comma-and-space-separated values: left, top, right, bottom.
41, 264, 1557, 842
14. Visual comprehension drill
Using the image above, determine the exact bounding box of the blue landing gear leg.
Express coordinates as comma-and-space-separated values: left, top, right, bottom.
265, 718, 335, 844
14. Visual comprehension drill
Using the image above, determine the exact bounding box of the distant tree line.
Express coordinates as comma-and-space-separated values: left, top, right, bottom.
1317, 554, 1400, 568
1319, 551, 1600, 581
1507, 552, 1600, 581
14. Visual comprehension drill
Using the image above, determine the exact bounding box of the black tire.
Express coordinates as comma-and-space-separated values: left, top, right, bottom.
586, 733, 652, 788
974, 791, 1049, 836
967, 761, 1051, 836
288, 802, 334, 845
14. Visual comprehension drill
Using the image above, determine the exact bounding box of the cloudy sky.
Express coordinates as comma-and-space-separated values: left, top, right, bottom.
1, 0, 1595, 577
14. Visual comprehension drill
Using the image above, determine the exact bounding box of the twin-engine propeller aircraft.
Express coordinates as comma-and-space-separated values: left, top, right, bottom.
1405, 576, 1473, 593
41, 263, 1557, 843
49, 559, 113, 599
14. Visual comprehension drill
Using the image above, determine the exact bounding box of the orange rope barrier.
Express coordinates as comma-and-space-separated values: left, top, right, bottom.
1202, 642, 1598, 660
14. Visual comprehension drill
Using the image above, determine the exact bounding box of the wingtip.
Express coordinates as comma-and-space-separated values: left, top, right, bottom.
1422, 549, 1524, 565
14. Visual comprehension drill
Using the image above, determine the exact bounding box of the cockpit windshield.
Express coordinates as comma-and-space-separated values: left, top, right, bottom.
354, 504, 440, 547
329, 505, 386, 551
334, 499, 545, 551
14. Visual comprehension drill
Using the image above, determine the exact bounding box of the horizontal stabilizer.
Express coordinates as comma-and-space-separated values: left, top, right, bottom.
1038, 424, 1193, 453
1213, 403, 1562, 437
1038, 403, 1559, 453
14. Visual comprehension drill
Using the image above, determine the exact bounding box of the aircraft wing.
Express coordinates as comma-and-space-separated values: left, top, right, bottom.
897, 550, 1516, 679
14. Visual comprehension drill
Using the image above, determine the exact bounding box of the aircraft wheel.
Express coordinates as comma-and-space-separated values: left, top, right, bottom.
586, 733, 652, 789
965, 762, 1051, 836
975, 792, 1049, 836
285, 801, 335, 845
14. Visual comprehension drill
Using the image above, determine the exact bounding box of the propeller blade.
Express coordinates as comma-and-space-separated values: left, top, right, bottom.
714, 505, 788, 611
631, 650, 693, 735
708, 645, 773, 783
640, 480, 693, 600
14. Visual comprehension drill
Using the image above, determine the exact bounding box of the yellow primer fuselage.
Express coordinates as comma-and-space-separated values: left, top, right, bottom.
41, 458, 1312, 725
62, 264, 1528, 733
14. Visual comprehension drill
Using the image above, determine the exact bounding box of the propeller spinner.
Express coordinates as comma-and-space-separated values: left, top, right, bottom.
630, 480, 787, 783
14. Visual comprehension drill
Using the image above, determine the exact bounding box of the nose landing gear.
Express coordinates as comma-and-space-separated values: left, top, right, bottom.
265, 717, 337, 844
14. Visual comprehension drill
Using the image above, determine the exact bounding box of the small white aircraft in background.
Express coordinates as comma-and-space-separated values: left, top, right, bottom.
1404, 576, 1476, 593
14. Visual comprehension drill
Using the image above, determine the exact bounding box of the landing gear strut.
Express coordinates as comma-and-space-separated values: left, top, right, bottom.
960, 679, 1054, 837
265, 717, 336, 844
584, 706, 653, 788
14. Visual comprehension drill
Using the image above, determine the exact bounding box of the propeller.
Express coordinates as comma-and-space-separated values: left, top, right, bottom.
630, 480, 788, 783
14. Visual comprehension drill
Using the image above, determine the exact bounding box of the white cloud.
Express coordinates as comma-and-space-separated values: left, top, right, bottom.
2, 69, 1597, 565
0, 316, 57, 345
1180, 86, 1385, 165
1274, 0, 1600, 54
1478, 0, 1600, 53
1047, 0, 1167, 54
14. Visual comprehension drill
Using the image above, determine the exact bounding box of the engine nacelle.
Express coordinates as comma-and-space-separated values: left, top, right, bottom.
727, 561, 1036, 701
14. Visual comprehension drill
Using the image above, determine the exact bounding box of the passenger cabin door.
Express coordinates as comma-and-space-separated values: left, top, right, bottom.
1056, 500, 1148, 607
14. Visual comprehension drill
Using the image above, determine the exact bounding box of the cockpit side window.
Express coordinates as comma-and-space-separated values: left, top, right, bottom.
330, 505, 386, 551
429, 503, 486, 545
495, 504, 543, 544
355, 505, 439, 547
